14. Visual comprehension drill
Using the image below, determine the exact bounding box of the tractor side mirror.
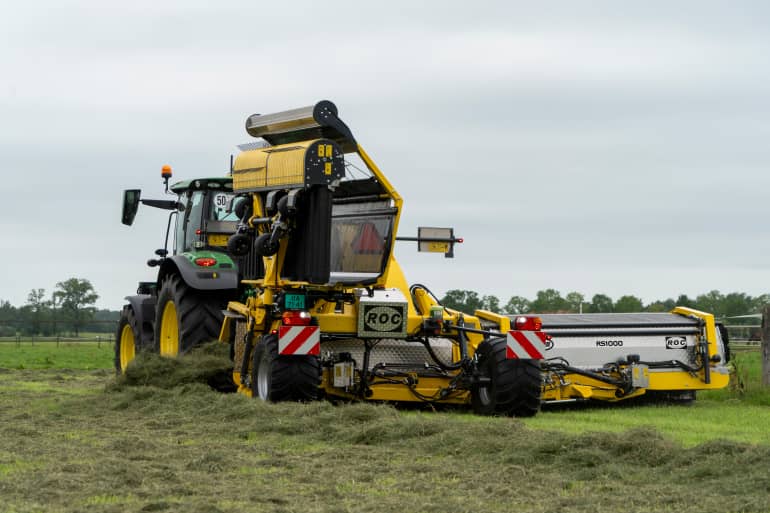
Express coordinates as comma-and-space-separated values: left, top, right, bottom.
122, 189, 141, 226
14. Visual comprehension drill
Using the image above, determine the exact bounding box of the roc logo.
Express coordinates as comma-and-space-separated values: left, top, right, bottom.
544, 338, 554, 351
665, 336, 687, 349
363, 306, 404, 332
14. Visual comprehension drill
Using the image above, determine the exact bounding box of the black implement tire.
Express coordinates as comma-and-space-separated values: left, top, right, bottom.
153, 274, 228, 356
115, 306, 141, 374
644, 390, 696, 405
717, 322, 731, 363
251, 334, 320, 402
472, 339, 542, 417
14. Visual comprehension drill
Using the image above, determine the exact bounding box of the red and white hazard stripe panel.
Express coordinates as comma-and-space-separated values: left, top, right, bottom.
278, 326, 320, 356
506, 330, 548, 359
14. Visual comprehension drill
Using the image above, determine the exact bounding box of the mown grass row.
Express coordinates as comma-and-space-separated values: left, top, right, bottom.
1, 362, 769, 513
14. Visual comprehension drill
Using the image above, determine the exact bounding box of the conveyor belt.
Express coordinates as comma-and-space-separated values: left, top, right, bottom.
533, 313, 700, 330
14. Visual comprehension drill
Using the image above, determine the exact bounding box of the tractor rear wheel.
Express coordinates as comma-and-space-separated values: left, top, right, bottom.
153, 274, 226, 356
472, 338, 542, 417
251, 334, 320, 402
115, 306, 140, 373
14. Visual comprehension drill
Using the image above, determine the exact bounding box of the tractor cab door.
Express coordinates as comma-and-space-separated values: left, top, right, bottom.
174, 189, 238, 254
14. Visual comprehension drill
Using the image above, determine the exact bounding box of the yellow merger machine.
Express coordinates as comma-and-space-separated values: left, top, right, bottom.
118, 101, 729, 415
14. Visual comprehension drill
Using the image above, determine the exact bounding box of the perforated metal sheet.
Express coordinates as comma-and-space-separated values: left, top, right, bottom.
321, 338, 455, 370
233, 321, 249, 374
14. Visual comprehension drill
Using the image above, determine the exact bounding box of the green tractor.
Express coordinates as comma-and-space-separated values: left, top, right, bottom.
116, 166, 242, 372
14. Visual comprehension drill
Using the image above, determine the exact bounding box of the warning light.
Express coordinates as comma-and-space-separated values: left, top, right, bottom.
194, 257, 217, 267
161, 165, 173, 193
514, 316, 542, 331
282, 310, 312, 326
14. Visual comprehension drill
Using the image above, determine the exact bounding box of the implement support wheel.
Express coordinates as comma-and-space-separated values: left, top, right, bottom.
251, 334, 320, 402
472, 338, 542, 417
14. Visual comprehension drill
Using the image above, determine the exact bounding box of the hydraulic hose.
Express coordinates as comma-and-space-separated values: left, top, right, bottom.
542, 360, 625, 387
417, 337, 463, 371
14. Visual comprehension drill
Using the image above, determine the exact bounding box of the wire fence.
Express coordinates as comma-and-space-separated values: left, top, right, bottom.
0, 320, 117, 339
0, 335, 114, 347
724, 324, 762, 343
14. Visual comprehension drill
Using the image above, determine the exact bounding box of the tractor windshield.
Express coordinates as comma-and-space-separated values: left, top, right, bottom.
329, 200, 396, 284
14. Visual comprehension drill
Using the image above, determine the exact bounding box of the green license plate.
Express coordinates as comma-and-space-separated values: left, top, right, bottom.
284, 293, 305, 310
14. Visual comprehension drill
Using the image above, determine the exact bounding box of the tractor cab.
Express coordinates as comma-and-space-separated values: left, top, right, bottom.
169, 178, 238, 254
121, 174, 238, 257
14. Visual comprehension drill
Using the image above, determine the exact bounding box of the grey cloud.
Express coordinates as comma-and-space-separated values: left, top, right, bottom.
2, 1, 770, 309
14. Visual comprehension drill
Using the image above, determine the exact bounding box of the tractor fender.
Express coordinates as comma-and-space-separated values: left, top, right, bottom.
123, 294, 156, 349
157, 254, 239, 292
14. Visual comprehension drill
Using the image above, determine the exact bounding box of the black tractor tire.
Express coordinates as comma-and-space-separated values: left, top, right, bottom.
251, 334, 320, 402
153, 274, 227, 356
471, 338, 542, 417
115, 306, 141, 373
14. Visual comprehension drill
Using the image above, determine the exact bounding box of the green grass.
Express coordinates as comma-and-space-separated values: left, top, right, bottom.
525, 399, 770, 447
0, 345, 769, 512
703, 349, 770, 404
0, 341, 114, 370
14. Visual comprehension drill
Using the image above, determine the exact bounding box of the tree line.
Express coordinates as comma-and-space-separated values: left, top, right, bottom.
440, 288, 769, 321
5, 280, 766, 337
0, 278, 118, 337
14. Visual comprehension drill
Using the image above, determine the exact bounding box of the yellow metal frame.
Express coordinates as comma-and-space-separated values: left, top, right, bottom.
320, 368, 470, 404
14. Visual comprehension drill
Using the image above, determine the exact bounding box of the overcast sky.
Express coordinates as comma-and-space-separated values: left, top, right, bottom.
2, 1, 770, 310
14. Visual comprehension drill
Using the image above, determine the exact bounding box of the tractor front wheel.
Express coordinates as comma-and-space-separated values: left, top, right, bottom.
153, 274, 226, 356
251, 334, 320, 402
472, 338, 542, 417
115, 306, 140, 373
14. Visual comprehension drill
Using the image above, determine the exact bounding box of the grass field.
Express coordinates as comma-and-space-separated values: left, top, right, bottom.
0, 341, 113, 370
0, 342, 768, 512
